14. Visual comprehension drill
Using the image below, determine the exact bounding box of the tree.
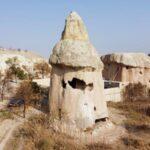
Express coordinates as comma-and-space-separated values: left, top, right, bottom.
6, 57, 28, 81
34, 62, 51, 79
0, 70, 12, 101
7, 65, 28, 81
6, 57, 19, 81
15, 81, 41, 118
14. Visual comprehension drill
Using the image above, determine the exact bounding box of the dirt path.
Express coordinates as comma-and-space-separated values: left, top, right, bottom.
0, 107, 42, 150
0, 118, 22, 150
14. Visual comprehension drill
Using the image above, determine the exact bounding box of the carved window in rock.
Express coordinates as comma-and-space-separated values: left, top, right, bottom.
68, 78, 93, 91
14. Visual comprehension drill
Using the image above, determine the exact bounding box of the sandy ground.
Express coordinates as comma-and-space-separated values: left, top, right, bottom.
0, 107, 42, 150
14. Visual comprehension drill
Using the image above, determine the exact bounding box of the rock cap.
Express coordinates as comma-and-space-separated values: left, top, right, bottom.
50, 11, 103, 69
101, 53, 150, 68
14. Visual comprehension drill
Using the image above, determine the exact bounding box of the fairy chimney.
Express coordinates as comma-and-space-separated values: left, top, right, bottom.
49, 12, 108, 129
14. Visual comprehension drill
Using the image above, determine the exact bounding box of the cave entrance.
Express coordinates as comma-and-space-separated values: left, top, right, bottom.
68, 78, 86, 90
68, 78, 94, 91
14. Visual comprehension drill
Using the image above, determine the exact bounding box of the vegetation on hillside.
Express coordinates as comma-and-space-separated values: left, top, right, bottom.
34, 62, 51, 79
14, 81, 45, 118
0, 70, 12, 101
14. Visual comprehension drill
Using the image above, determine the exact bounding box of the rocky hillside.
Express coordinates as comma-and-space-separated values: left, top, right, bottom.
0, 48, 48, 74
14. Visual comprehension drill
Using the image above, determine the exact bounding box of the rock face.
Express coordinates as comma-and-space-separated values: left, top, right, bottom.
0, 49, 47, 74
101, 53, 150, 68
61, 12, 89, 41
49, 12, 108, 130
50, 12, 103, 69
101, 53, 150, 86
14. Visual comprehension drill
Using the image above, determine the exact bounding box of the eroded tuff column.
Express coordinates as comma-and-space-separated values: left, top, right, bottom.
49, 12, 108, 130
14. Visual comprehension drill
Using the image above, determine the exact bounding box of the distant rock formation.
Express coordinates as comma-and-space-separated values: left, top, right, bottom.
101, 53, 150, 68
0, 48, 48, 75
101, 53, 150, 86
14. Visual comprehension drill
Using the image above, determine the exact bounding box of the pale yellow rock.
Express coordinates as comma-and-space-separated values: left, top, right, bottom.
50, 11, 103, 69
49, 12, 108, 131
101, 53, 150, 87
62, 11, 89, 41
101, 53, 150, 68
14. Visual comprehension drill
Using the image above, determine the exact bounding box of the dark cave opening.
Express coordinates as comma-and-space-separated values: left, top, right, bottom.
95, 118, 107, 123
68, 78, 93, 91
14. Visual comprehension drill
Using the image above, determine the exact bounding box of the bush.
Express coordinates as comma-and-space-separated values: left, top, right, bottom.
9, 65, 28, 80
123, 82, 149, 102
16, 68, 28, 80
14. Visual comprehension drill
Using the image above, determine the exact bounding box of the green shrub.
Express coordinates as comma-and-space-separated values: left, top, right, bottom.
9, 65, 28, 80
16, 68, 28, 80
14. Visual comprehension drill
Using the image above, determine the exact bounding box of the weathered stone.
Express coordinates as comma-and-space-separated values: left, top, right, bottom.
101, 53, 150, 68
61, 11, 89, 41
101, 53, 150, 86
50, 12, 103, 69
49, 12, 108, 130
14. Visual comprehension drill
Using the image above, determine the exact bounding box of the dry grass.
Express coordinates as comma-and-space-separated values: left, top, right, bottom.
106, 83, 150, 150
108, 98, 150, 149
5, 108, 150, 150
5, 82, 150, 150
122, 135, 150, 150
108, 100, 150, 131
5, 114, 118, 150
0, 110, 14, 121
123, 82, 149, 102
6, 114, 84, 150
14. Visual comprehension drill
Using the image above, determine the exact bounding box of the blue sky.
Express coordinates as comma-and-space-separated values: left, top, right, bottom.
0, 0, 150, 58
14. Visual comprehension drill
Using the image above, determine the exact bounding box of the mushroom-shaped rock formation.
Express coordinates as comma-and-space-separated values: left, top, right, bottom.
49, 12, 108, 130
50, 11, 103, 69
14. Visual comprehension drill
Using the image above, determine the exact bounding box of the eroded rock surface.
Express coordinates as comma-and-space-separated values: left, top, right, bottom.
50, 11, 103, 69
49, 11, 108, 131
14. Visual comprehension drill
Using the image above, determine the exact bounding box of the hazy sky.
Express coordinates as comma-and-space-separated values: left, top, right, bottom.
0, 0, 150, 58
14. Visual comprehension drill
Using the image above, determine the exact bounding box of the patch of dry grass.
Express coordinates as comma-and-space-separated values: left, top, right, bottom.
122, 82, 149, 102
6, 114, 84, 150
5, 82, 150, 149
7, 111, 150, 150
107, 83, 150, 149
108, 99, 150, 149
122, 134, 150, 150
0, 110, 14, 121
108, 100, 150, 132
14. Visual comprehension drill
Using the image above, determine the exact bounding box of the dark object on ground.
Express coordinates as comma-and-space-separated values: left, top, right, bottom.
7, 99, 24, 107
